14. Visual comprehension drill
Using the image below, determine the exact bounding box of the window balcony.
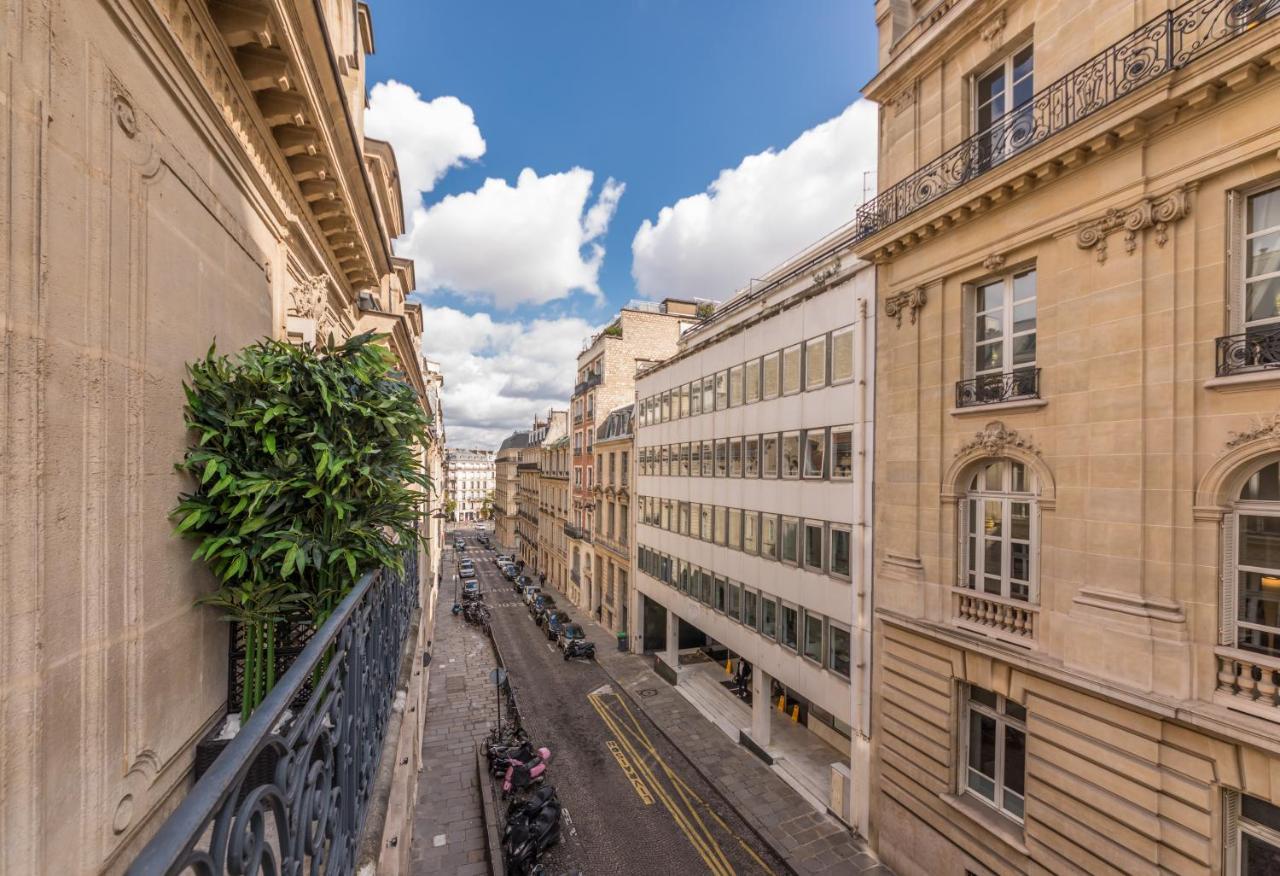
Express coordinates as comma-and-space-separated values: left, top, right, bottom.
1215, 646, 1280, 721
955, 367, 1040, 408
564, 522, 591, 542
855, 0, 1280, 242
952, 588, 1038, 647
574, 372, 602, 397
1215, 326, 1280, 376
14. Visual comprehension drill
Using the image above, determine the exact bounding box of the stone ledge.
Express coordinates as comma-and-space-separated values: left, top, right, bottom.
1203, 369, 1280, 392
948, 398, 1048, 417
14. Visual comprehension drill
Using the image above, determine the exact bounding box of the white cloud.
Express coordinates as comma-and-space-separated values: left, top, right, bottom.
398, 168, 625, 309
630, 99, 878, 301
365, 80, 486, 214
421, 306, 600, 449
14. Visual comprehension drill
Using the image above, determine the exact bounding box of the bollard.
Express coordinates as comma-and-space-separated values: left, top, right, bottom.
791, 704, 800, 722
725, 658, 732, 675
777, 694, 786, 712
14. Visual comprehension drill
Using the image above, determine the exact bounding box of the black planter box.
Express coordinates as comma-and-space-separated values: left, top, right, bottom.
192, 731, 282, 805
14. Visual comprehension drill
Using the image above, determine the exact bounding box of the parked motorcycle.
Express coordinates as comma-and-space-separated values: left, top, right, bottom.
489, 739, 536, 777
504, 786, 562, 875
562, 639, 595, 661
501, 746, 552, 796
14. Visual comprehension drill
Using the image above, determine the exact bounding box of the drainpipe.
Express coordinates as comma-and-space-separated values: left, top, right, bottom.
850, 291, 872, 839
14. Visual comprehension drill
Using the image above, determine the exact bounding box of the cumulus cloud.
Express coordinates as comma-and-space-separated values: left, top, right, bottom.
398, 168, 625, 309
421, 306, 600, 449
364, 80, 486, 214
630, 100, 878, 301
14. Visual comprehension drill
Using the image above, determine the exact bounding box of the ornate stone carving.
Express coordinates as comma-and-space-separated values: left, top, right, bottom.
958, 420, 1040, 457
113, 93, 138, 138
1075, 186, 1193, 263
884, 286, 926, 327
891, 84, 916, 116
982, 252, 1006, 272
811, 257, 842, 288
1226, 414, 1280, 448
289, 274, 329, 321
980, 10, 1007, 44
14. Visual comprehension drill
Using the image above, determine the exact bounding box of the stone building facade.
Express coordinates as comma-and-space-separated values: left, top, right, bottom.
858, 1, 1280, 873
0, 0, 436, 872
540, 436, 573, 597
496, 431, 530, 553
516, 411, 566, 570
445, 447, 495, 522
634, 255, 877, 831
592, 405, 636, 635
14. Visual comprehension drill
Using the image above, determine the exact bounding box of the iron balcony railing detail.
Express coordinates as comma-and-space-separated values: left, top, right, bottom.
128, 551, 419, 876
574, 372, 603, 397
1216, 326, 1280, 376
956, 367, 1040, 408
856, 0, 1280, 242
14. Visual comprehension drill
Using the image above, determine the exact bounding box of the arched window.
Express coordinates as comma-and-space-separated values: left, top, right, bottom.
961, 459, 1037, 603
1228, 462, 1280, 656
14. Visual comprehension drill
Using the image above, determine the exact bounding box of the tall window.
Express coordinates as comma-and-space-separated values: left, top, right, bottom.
970, 268, 1037, 402
1227, 791, 1280, 874
804, 522, 824, 571
831, 427, 854, 480
744, 359, 761, 403
781, 516, 799, 564
831, 326, 854, 383
964, 687, 1026, 821
701, 375, 715, 413
805, 336, 827, 390
730, 437, 743, 477
963, 459, 1036, 602
1239, 186, 1280, 355
828, 623, 851, 678
803, 429, 825, 479
1231, 462, 1280, 657
830, 525, 851, 578
701, 440, 714, 477
729, 365, 744, 406
762, 352, 780, 399
781, 432, 801, 479
803, 613, 823, 662
715, 370, 729, 410
763, 435, 779, 479
975, 44, 1033, 169
745, 436, 760, 477
782, 344, 802, 395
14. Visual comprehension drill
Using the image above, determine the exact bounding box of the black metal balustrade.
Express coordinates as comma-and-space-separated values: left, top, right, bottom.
574, 372, 603, 397
1216, 326, 1280, 375
128, 550, 419, 876
856, 0, 1280, 242
956, 367, 1040, 408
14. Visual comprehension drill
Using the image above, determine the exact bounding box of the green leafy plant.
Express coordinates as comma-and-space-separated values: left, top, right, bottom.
172, 332, 432, 720
601, 322, 622, 338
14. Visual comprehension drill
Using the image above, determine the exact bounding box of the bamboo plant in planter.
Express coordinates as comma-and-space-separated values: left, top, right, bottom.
171, 332, 432, 783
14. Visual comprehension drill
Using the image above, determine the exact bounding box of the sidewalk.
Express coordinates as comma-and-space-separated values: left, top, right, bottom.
545, 581, 889, 876
409, 579, 494, 875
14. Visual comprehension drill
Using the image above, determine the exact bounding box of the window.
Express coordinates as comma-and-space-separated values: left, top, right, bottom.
728, 581, 742, 621
661, 390, 671, 422
830, 526, 851, 578
763, 352, 780, 399
830, 427, 854, 480
745, 436, 760, 478
730, 437, 743, 477
659, 446, 669, 477
1232, 462, 1280, 657
728, 508, 742, 549
831, 326, 854, 383
700, 376, 713, 413
803, 613, 823, 662
782, 344, 802, 395
700, 504, 713, 541
715, 576, 727, 612
974, 44, 1034, 170
690, 501, 701, 534
1239, 186, 1280, 358
763, 435, 779, 479
781, 432, 801, 479
745, 359, 761, 403
804, 522, 824, 571
715, 370, 729, 410
963, 459, 1036, 602
781, 517, 799, 564
803, 430, 825, 479
1229, 792, 1280, 875
761, 514, 778, 559
714, 505, 726, 545
805, 336, 827, 390
714, 439, 728, 477
729, 365, 743, 406
701, 440, 713, 477
698, 569, 713, 605
679, 384, 690, 418
970, 268, 1037, 402
828, 623, 851, 677
744, 511, 759, 554
691, 442, 702, 477
964, 687, 1026, 821
744, 590, 759, 630
780, 604, 798, 649
679, 442, 691, 476
678, 501, 690, 535
690, 380, 702, 416
761, 596, 777, 639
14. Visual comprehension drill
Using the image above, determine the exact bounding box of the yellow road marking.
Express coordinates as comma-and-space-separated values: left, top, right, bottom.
588, 694, 731, 876
606, 739, 654, 805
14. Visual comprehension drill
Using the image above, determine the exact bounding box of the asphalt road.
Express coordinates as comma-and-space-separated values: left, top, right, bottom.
453, 527, 784, 876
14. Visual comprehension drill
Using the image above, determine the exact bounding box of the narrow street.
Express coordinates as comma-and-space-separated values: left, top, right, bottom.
458, 529, 785, 876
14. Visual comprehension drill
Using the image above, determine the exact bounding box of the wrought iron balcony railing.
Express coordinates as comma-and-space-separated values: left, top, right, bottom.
956, 367, 1040, 408
855, 0, 1280, 242
128, 550, 418, 876
1216, 326, 1280, 376
574, 372, 602, 397
564, 522, 590, 541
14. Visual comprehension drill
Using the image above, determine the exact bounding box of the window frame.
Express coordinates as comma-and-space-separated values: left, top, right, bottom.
729, 364, 744, 407
960, 459, 1039, 604
968, 266, 1038, 383
744, 358, 761, 403
1226, 789, 1280, 874
762, 434, 779, 479
715, 370, 729, 410
830, 524, 852, 580
962, 686, 1027, 823
830, 426, 854, 480
803, 428, 826, 479
762, 352, 780, 399
781, 431, 802, 479
1230, 491, 1280, 657
804, 520, 825, 572
827, 620, 852, 678
831, 325, 855, 384
1233, 183, 1280, 336
801, 611, 824, 663
780, 516, 800, 565
805, 335, 828, 391
744, 435, 760, 478
782, 344, 803, 395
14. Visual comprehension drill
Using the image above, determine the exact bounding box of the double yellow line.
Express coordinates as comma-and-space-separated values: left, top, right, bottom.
587, 691, 775, 876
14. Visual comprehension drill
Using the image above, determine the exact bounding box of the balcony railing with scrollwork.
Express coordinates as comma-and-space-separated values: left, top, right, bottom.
1215, 326, 1280, 376
564, 522, 590, 542
127, 551, 419, 875
955, 367, 1040, 408
856, 0, 1280, 242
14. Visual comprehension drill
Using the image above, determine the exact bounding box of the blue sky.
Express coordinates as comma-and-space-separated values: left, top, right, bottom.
363, 1, 880, 446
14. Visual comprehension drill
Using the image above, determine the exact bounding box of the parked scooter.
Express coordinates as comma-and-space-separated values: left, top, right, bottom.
504, 786, 562, 875
562, 639, 596, 661
501, 746, 552, 796
489, 739, 536, 777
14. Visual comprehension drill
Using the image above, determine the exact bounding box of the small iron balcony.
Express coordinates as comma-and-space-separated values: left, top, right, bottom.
1216, 327, 1280, 377
955, 367, 1040, 408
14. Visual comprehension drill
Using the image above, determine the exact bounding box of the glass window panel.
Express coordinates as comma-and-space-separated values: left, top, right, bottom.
978, 313, 1003, 340
831, 327, 854, 382
761, 598, 777, 638
729, 366, 743, 406
715, 577, 726, 612
967, 712, 997, 799
730, 438, 743, 477
702, 376, 715, 412
1242, 832, 1280, 875
716, 371, 729, 410
806, 337, 827, 390
984, 540, 1003, 576
744, 359, 761, 403
1010, 543, 1030, 584
744, 591, 758, 629
1011, 503, 1031, 540
1247, 277, 1280, 323
744, 512, 759, 554
829, 626, 851, 677
1012, 46, 1034, 84
970, 686, 998, 710
1011, 461, 1028, 493
1003, 726, 1026, 818
978, 67, 1004, 107
804, 431, 825, 478
702, 440, 714, 477
763, 436, 779, 478
763, 353, 780, 398
803, 614, 823, 660
691, 442, 702, 476
1012, 334, 1037, 366
831, 528, 851, 576
983, 499, 1004, 535
1005, 700, 1027, 722
781, 606, 798, 648
745, 437, 760, 477
1240, 515, 1280, 568
782, 345, 802, 394
975, 341, 1003, 373
1241, 463, 1280, 501
1249, 232, 1280, 279
782, 518, 799, 563
679, 384, 690, 418
715, 440, 728, 477
1013, 301, 1036, 333
728, 508, 741, 548
976, 281, 1004, 312
782, 433, 801, 478
805, 523, 823, 569
831, 428, 853, 479
1249, 187, 1280, 234
691, 382, 702, 415
728, 582, 741, 620
1244, 794, 1280, 834
762, 515, 778, 559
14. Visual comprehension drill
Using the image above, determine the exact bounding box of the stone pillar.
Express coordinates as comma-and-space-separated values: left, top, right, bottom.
752, 668, 772, 748
665, 608, 680, 667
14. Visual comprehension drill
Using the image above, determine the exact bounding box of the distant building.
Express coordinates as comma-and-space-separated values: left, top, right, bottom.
445, 448, 496, 522
495, 431, 531, 551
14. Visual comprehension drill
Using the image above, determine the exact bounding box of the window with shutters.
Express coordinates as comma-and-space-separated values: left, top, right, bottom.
1221, 185, 1280, 375
960, 459, 1038, 603
1224, 789, 1280, 875
1226, 461, 1280, 658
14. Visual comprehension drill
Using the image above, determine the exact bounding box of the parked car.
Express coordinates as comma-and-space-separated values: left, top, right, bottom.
501, 564, 517, 580
515, 575, 533, 593
557, 623, 587, 651
522, 585, 541, 606
459, 563, 475, 579
530, 595, 556, 622
495, 554, 512, 566
544, 611, 571, 641
461, 580, 480, 601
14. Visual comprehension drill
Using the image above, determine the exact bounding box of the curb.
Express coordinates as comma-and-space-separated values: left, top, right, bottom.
475, 743, 507, 876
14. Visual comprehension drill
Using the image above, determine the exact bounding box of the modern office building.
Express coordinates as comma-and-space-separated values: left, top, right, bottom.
633, 252, 876, 832
445, 448, 495, 522
856, 1, 1280, 873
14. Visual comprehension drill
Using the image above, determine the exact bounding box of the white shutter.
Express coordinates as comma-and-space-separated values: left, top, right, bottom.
1227, 191, 1244, 335
1223, 789, 1240, 875
957, 499, 970, 588
1221, 514, 1237, 647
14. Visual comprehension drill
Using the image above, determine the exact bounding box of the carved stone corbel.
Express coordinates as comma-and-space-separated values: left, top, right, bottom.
980, 10, 1007, 44
884, 286, 927, 327
957, 420, 1041, 457
982, 252, 1006, 272
1075, 185, 1193, 263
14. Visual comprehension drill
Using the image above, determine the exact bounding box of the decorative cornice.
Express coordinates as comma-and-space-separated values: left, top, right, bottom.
1075, 185, 1194, 263
1226, 414, 1280, 449
957, 420, 1041, 457
884, 286, 927, 327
